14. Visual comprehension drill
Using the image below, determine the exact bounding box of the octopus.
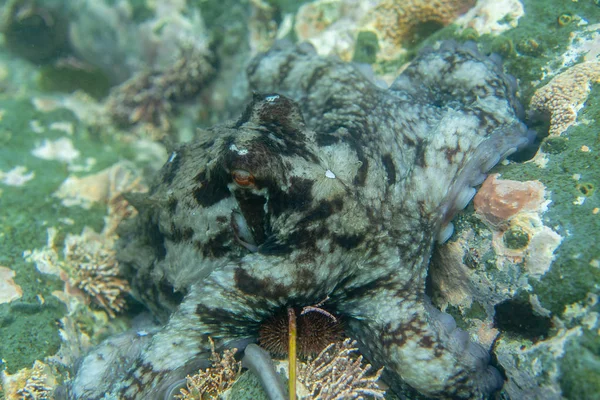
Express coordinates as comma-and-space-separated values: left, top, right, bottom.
64, 41, 530, 399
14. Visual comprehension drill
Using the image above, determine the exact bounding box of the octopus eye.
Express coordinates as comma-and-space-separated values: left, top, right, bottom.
232, 169, 255, 188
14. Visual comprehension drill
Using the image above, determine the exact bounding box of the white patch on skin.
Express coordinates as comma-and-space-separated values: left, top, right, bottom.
265, 95, 280, 102
229, 143, 248, 155
168, 152, 177, 163
0, 166, 35, 186
325, 169, 336, 179
32, 137, 80, 163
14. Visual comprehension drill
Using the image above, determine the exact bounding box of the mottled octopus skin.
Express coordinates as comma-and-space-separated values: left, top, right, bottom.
68, 41, 530, 399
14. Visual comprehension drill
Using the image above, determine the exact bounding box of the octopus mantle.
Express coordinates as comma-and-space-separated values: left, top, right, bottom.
67, 41, 530, 399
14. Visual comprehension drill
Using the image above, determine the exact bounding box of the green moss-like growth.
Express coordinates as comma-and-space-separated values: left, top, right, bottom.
503, 226, 530, 250
464, 301, 487, 320
541, 137, 568, 154
500, 86, 600, 317
0, 90, 148, 372
37, 64, 112, 99
559, 329, 600, 400
353, 31, 380, 64
0, 298, 65, 373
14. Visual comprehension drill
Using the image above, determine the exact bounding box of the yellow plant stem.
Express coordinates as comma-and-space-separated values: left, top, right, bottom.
288, 308, 297, 400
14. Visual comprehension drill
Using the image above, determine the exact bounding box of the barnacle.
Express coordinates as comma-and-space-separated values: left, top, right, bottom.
557, 13, 573, 27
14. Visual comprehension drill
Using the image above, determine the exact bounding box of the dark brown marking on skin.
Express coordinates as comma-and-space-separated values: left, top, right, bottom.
305, 64, 330, 94
269, 176, 314, 217
200, 231, 231, 258
146, 222, 167, 261
315, 132, 340, 146
444, 145, 461, 163
192, 168, 231, 207
414, 138, 427, 168
166, 196, 178, 214
234, 268, 288, 300
169, 224, 194, 242
334, 233, 365, 250
419, 335, 434, 348
333, 274, 398, 303
381, 153, 397, 185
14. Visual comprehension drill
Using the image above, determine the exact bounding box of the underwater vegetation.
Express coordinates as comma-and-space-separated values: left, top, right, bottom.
0, 0, 599, 399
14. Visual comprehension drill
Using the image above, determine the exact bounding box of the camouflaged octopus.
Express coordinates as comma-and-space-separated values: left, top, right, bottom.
67, 41, 531, 399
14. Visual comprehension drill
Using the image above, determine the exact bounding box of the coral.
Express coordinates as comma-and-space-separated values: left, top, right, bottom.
361, 0, 476, 59
455, 0, 524, 36
528, 61, 600, 136
297, 338, 385, 400
63, 229, 129, 318
175, 338, 242, 400
105, 45, 216, 140
1, 360, 57, 400
53, 161, 146, 234
294, 0, 477, 63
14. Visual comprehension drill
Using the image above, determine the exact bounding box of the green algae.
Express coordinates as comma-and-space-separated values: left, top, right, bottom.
499, 87, 600, 317
400, 0, 600, 104
541, 137, 569, 154
0, 93, 145, 373
37, 64, 112, 100
559, 329, 600, 400
464, 301, 487, 320
0, 297, 65, 374
353, 31, 380, 64
503, 226, 530, 250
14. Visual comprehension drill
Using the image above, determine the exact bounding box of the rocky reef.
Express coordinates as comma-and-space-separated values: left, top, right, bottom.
0, 0, 598, 399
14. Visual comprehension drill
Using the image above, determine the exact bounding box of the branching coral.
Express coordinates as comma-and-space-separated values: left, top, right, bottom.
529, 61, 600, 136
64, 229, 129, 318
298, 338, 385, 400
176, 338, 242, 400
106, 45, 216, 140
14, 361, 56, 400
